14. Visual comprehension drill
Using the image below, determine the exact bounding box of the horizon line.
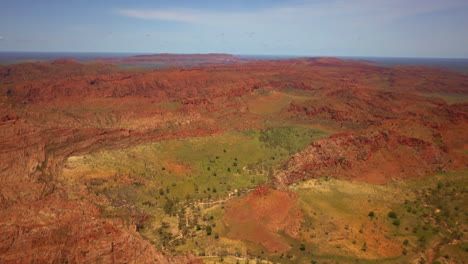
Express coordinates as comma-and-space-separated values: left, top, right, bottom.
1, 50, 468, 60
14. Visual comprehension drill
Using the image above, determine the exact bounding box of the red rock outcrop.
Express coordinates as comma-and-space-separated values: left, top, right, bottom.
0, 116, 204, 263
275, 114, 467, 187
0, 192, 201, 264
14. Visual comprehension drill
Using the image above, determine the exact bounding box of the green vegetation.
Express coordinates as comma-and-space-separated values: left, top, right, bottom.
286, 171, 468, 264
422, 92, 468, 104
59, 118, 466, 264
206, 226, 212, 236
387, 211, 397, 219
257, 126, 328, 154
158, 101, 183, 111
300, 243, 306, 251
61, 126, 327, 255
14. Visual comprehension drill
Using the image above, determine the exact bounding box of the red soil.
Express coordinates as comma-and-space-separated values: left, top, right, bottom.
224, 185, 303, 252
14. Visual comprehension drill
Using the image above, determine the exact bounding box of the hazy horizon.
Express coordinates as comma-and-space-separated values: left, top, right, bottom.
1, 0, 468, 58
1, 50, 468, 60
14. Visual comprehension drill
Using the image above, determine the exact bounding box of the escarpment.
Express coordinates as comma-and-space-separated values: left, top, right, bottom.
0, 115, 203, 263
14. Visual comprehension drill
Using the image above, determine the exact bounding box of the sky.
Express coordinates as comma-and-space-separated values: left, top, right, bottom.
0, 0, 468, 57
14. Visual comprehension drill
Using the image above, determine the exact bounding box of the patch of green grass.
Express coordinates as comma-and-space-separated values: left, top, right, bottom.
158, 101, 183, 112
286, 171, 467, 263
60, 120, 466, 263
422, 92, 468, 104
255, 126, 328, 155
60, 127, 327, 252
79, 127, 325, 205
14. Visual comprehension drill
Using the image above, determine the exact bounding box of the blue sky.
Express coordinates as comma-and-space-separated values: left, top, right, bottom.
0, 0, 467, 57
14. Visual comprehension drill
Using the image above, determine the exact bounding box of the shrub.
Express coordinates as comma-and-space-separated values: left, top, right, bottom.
388, 211, 397, 218
300, 243, 306, 251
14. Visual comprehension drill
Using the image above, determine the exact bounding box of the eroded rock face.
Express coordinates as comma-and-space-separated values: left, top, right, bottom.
0, 193, 201, 264
275, 114, 467, 187
0, 117, 202, 264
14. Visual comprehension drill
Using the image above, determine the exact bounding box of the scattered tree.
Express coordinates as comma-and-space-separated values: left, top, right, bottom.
388, 211, 398, 219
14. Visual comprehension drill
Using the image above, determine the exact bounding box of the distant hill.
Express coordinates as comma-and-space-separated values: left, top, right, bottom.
94, 53, 247, 68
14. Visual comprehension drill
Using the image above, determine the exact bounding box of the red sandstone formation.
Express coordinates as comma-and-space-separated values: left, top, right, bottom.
0, 117, 203, 263
275, 113, 467, 187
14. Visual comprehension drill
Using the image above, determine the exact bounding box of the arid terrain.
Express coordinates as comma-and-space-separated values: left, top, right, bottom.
0, 55, 467, 263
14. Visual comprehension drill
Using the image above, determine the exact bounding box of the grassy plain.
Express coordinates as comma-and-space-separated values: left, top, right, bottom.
61, 131, 467, 263
60, 127, 328, 252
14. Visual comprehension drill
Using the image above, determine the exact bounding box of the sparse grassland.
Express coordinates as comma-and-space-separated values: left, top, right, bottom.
60, 127, 327, 253
282, 171, 467, 264
245, 88, 320, 116
58, 118, 466, 264
188, 171, 467, 264
421, 92, 468, 104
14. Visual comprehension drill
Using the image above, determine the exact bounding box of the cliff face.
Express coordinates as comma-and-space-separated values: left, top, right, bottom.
1, 192, 200, 264
275, 108, 468, 187
0, 116, 202, 263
